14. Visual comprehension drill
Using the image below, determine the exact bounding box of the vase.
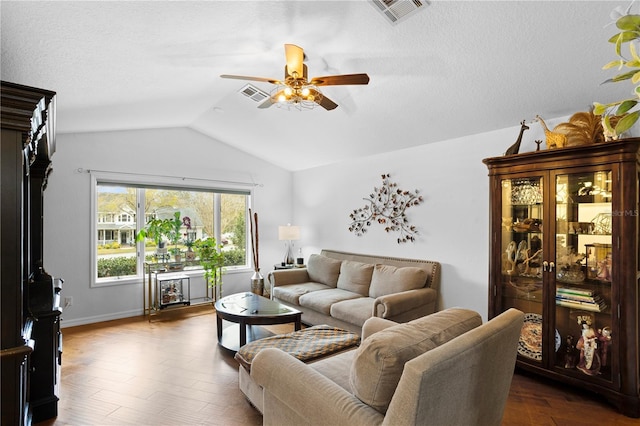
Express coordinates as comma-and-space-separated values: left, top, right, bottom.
251, 270, 264, 296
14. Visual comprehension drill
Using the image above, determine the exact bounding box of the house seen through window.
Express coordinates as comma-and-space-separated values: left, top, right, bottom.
95, 183, 249, 282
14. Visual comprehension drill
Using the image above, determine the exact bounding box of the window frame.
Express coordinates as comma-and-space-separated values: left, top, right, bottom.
90, 172, 253, 288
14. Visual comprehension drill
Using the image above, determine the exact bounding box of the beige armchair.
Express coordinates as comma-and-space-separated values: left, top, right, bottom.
251, 308, 524, 426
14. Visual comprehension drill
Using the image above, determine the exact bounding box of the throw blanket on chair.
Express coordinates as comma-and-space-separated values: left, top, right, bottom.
235, 325, 360, 371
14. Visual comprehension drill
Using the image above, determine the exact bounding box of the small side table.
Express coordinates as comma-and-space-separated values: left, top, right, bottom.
273, 264, 296, 270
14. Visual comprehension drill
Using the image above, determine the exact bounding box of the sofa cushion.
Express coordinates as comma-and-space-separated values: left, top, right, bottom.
307, 254, 342, 288
274, 282, 333, 305
330, 297, 375, 327
349, 308, 482, 413
368, 264, 427, 298
299, 288, 362, 315
336, 260, 374, 296
310, 350, 356, 393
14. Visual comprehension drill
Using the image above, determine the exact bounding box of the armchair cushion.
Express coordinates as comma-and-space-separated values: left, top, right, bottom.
349, 308, 482, 413
336, 260, 374, 296
369, 264, 427, 298
307, 254, 342, 287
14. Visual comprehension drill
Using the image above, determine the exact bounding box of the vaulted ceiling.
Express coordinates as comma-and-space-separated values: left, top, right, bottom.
1, 1, 633, 170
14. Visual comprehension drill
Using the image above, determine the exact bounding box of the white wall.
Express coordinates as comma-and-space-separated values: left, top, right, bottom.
292, 119, 554, 321
44, 127, 292, 327
45, 117, 564, 326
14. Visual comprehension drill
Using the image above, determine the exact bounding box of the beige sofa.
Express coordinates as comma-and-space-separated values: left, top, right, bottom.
268, 249, 441, 335
244, 307, 524, 425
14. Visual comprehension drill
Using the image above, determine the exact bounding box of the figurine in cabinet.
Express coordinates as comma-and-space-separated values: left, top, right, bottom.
597, 253, 613, 281
563, 334, 578, 368
598, 326, 612, 367
576, 319, 601, 376
522, 235, 543, 276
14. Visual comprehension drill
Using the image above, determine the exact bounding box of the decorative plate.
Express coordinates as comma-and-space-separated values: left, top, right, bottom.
518, 313, 562, 361
518, 313, 543, 360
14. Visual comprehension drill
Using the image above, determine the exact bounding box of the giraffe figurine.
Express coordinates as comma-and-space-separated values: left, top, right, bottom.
505, 120, 530, 156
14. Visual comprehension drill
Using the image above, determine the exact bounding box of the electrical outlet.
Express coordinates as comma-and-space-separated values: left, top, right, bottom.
64, 296, 73, 308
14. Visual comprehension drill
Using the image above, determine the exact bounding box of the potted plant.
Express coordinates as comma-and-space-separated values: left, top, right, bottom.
183, 216, 197, 261
136, 217, 173, 253
165, 212, 183, 263
193, 237, 225, 299
136, 211, 183, 262
594, 6, 640, 138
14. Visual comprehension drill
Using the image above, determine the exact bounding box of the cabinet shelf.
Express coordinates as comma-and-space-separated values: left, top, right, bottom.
484, 139, 640, 418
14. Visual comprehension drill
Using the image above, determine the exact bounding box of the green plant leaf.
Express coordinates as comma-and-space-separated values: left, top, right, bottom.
616, 14, 640, 31
631, 41, 640, 61
603, 115, 615, 133
610, 30, 640, 45
616, 99, 638, 114
615, 110, 640, 133
603, 59, 625, 70
593, 103, 608, 115
615, 32, 623, 56
612, 69, 638, 82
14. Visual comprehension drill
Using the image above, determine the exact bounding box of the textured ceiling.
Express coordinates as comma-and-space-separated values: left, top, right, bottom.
1, 1, 634, 171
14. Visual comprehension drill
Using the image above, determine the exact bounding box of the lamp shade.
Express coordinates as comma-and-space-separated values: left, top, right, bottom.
278, 225, 300, 241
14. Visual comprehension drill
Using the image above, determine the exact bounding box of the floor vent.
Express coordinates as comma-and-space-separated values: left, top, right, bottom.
370, 0, 429, 25
239, 84, 269, 103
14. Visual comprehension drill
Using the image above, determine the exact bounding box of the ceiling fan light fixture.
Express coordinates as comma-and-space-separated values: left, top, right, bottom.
271, 83, 322, 111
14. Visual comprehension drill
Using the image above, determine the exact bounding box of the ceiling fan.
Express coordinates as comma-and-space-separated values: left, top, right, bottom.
220, 44, 369, 110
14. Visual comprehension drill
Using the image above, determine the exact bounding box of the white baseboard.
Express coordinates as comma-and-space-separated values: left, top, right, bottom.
60, 308, 143, 328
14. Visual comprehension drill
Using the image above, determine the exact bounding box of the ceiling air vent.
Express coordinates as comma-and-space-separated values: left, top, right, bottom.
370, 0, 429, 25
239, 84, 269, 103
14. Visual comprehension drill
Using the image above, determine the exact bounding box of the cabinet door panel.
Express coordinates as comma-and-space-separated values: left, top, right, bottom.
553, 169, 615, 385
500, 176, 545, 363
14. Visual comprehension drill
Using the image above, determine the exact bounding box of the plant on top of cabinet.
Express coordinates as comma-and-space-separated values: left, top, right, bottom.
594, 3, 640, 139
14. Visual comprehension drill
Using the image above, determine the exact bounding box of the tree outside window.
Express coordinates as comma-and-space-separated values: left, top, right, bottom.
95, 183, 249, 281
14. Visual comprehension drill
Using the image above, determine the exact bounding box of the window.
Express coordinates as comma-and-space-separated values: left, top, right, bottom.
92, 175, 250, 286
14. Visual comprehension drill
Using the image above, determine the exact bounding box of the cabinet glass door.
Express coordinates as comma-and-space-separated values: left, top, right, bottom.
501, 177, 544, 363
554, 170, 613, 382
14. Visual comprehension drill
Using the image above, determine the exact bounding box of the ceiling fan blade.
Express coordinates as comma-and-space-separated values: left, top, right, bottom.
284, 44, 304, 77
220, 74, 281, 85
309, 73, 370, 86
316, 93, 338, 111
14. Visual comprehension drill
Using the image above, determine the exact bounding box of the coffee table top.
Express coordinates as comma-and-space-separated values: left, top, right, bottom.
215, 292, 299, 319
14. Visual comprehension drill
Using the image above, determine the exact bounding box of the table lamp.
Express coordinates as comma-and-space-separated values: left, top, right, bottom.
278, 224, 300, 265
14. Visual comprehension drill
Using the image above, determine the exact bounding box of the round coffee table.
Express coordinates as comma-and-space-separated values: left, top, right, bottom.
215, 292, 301, 352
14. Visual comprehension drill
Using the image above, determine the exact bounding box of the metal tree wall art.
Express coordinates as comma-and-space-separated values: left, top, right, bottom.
348, 174, 423, 243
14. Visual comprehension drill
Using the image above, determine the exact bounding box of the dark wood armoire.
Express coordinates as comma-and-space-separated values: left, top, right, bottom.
483, 140, 640, 417
1, 81, 62, 425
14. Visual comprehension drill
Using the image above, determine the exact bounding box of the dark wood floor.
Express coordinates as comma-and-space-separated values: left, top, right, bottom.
35, 306, 637, 426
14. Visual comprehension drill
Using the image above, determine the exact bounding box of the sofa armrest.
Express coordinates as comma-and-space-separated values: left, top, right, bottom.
268, 268, 310, 287
374, 287, 437, 318
252, 348, 383, 426
361, 317, 397, 340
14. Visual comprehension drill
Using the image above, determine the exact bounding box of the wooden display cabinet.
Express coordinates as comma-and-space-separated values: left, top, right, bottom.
483, 139, 640, 417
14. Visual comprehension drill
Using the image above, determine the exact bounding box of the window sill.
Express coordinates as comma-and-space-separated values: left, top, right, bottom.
92, 265, 252, 287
